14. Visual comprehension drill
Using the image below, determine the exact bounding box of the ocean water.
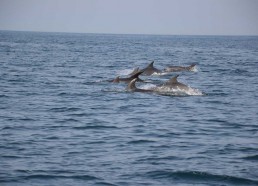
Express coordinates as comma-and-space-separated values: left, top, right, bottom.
0, 31, 258, 186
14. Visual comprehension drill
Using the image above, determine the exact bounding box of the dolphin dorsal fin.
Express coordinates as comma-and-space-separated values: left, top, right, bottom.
168, 75, 179, 84
130, 70, 143, 79
147, 61, 154, 68
127, 78, 137, 90
112, 76, 120, 83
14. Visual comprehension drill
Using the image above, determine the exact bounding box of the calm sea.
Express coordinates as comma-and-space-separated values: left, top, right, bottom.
0, 31, 258, 186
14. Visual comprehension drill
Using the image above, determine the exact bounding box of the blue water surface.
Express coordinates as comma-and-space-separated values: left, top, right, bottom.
0, 31, 258, 186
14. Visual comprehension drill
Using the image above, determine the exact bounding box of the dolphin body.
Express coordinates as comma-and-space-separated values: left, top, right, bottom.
109, 71, 144, 83
127, 75, 192, 93
141, 61, 162, 76
160, 75, 190, 91
164, 64, 196, 73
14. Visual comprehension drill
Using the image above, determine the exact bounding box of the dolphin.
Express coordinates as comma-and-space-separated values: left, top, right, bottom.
164, 64, 196, 73
159, 75, 205, 95
109, 71, 144, 83
127, 75, 203, 95
161, 75, 191, 91
127, 78, 154, 92
141, 61, 162, 76
127, 75, 188, 92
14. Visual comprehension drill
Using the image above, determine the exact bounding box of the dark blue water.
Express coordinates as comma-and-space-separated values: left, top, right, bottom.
1, 31, 258, 186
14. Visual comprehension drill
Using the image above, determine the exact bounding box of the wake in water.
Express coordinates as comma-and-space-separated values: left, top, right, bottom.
155, 86, 204, 96
137, 84, 204, 96
103, 86, 203, 96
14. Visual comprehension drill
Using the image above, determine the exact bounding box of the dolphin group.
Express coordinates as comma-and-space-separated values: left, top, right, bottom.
105, 60, 203, 96
109, 61, 196, 83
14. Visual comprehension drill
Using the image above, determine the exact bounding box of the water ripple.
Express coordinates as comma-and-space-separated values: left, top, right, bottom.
146, 170, 258, 185
1, 31, 258, 186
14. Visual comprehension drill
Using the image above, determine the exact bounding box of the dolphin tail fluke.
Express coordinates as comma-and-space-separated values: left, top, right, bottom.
127, 78, 137, 90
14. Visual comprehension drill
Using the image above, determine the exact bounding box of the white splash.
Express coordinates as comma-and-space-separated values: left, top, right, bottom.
95, 79, 103, 83
190, 65, 199, 72
155, 86, 204, 96
152, 72, 169, 76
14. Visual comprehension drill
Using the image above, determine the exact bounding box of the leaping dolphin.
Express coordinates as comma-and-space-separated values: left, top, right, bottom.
141, 61, 161, 76
127, 74, 202, 95
164, 64, 196, 73
109, 71, 144, 83
161, 75, 190, 91
158, 75, 204, 95
127, 75, 189, 93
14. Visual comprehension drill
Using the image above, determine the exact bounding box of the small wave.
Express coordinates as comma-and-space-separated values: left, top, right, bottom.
101, 88, 125, 93
67, 113, 91, 117
49, 107, 81, 112
233, 69, 249, 74
1, 155, 24, 159
242, 155, 258, 160
56, 118, 80, 123
137, 156, 179, 162
0, 94, 9, 98
18, 117, 36, 121
23, 174, 99, 181
146, 170, 258, 185
128, 139, 156, 144
73, 125, 119, 130
0, 174, 99, 183
95, 181, 118, 186
57, 92, 85, 97
1, 125, 30, 130
45, 136, 60, 140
